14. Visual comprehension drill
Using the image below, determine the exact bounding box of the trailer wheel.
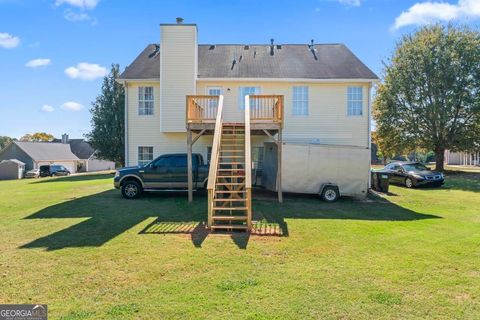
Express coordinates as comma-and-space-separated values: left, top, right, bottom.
321, 186, 339, 202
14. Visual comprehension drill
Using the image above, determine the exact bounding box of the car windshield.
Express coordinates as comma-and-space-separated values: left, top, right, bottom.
402, 163, 429, 172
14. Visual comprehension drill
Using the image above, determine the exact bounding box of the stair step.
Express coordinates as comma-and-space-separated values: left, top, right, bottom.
214, 198, 247, 202
217, 176, 245, 179
211, 225, 248, 230
213, 207, 248, 211
215, 190, 247, 194
219, 162, 245, 165
217, 169, 244, 172
212, 215, 248, 220
220, 155, 244, 158
216, 182, 245, 186
222, 134, 245, 136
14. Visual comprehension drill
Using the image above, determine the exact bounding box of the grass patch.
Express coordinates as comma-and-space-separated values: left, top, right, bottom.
217, 278, 260, 291
368, 291, 403, 306
1, 172, 479, 319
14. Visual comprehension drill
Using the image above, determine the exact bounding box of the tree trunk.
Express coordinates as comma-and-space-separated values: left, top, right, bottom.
434, 146, 445, 171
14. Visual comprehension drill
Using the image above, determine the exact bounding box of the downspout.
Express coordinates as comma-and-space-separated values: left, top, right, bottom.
124, 82, 129, 166
367, 83, 372, 189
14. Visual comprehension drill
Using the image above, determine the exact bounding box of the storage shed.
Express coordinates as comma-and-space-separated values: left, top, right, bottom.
0, 159, 25, 180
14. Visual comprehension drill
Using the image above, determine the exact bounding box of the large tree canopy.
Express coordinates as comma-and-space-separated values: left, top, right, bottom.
20, 132, 55, 142
85, 64, 125, 165
373, 24, 480, 171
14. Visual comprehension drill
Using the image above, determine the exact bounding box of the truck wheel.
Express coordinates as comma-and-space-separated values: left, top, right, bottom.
321, 186, 339, 202
121, 180, 142, 199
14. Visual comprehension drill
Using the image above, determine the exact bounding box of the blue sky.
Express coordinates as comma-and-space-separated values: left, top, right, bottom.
1, 0, 479, 139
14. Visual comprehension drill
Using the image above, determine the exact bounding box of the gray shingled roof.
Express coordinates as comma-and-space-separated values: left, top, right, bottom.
14, 141, 79, 161
119, 44, 378, 80
51, 139, 95, 160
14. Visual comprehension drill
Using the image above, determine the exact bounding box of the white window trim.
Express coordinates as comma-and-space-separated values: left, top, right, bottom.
238, 86, 261, 110
138, 86, 154, 116
206, 86, 223, 95
137, 146, 154, 166
346, 86, 363, 117
292, 86, 309, 116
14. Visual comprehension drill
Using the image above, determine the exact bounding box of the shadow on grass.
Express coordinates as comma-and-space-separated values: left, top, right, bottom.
31, 173, 114, 184
20, 188, 441, 251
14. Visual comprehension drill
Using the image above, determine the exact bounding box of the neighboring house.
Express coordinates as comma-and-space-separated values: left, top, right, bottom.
52, 134, 116, 172
445, 150, 480, 166
0, 141, 79, 173
0, 159, 25, 180
117, 19, 378, 167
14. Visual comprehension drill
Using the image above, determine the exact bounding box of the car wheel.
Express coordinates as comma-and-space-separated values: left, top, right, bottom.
321, 186, 340, 202
121, 180, 142, 199
405, 177, 415, 188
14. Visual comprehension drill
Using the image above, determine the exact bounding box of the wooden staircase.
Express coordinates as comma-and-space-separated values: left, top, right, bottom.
211, 124, 251, 231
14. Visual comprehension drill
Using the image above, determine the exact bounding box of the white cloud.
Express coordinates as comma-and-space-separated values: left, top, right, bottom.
41, 104, 54, 112
337, 0, 361, 7
0, 32, 20, 49
64, 62, 107, 80
25, 58, 51, 68
393, 0, 480, 30
55, 0, 99, 9
60, 101, 84, 111
63, 9, 91, 22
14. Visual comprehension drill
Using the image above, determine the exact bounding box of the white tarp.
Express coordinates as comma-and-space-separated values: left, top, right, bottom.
262, 142, 370, 197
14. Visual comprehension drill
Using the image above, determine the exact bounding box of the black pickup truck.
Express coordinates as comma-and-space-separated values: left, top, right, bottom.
114, 153, 209, 199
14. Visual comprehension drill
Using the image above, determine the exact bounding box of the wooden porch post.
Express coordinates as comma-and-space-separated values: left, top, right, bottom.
187, 128, 193, 202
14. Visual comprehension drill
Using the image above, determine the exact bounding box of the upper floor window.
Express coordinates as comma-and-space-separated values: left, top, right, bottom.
347, 87, 363, 116
138, 146, 153, 166
138, 87, 154, 115
207, 87, 222, 96
238, 87, 260, 109
292, 86, 309, 116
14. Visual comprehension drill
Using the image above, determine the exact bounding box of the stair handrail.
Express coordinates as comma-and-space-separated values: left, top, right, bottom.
207, 95, 223, 227
244, 95, 252, 228
207, 95, 224, 191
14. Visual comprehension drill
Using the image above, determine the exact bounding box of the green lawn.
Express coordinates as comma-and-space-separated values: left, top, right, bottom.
1, 172, 479, 319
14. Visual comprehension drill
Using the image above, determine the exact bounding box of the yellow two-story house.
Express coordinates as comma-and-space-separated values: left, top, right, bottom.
117, 19, 378, 231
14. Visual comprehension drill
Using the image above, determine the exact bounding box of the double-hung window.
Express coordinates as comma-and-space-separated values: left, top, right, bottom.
138, 146, 153, 166
292, 86, 309, 116
347, 87, 363, 116
238, 87, 260, 109
138, 87, 154, 115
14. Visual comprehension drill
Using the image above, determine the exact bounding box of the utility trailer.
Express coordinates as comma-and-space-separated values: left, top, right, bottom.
261, 142, 370, 201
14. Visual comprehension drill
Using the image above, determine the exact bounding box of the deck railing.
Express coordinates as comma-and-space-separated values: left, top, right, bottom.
186, 95, 219, 123
248, 95, 284, 125
206, 95, 224, 227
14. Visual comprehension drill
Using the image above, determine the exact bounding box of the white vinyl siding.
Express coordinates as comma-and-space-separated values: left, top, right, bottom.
160, 24, 197, 132
238, 87, 260, 109
138, 146, 153, 166
347, 87, 363, 116
292, 86, 309, 115
138, 87, 154, 115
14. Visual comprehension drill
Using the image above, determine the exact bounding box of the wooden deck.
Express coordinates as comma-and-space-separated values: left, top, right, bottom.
186, 94, 284, 231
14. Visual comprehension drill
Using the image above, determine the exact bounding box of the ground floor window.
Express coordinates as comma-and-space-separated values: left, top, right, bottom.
138, 146, 153, 166
207, 147, 212, 164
